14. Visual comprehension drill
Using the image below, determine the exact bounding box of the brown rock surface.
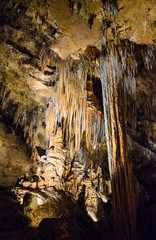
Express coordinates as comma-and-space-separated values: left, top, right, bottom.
0, 116, 33, 187
0, 0, 155, 238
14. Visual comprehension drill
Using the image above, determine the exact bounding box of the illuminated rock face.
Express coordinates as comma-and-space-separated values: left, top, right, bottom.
0, 0, 156, 235
16, 58, 109, 220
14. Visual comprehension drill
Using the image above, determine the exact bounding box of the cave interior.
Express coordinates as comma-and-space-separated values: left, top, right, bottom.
0, 0, 156, 240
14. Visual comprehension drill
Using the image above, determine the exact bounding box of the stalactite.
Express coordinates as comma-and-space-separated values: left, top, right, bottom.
45, 57, 105, 160
100, 38, 155, 240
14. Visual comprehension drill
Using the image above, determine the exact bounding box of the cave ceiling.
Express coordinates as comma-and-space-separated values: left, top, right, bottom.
0, 0, 155, 117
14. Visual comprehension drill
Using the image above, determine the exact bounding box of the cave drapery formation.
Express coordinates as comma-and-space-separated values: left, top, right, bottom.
0, 0, 156, 240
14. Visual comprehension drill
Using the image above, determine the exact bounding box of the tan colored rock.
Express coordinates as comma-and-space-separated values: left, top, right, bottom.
30, 182, 37, 189
22, 181, 31, 188
38, 180, 45, 189
117, 0, 156, 44
0, 0, 155, 226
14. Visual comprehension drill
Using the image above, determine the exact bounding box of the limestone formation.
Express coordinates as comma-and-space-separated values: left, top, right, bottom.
0, 1, 156, 240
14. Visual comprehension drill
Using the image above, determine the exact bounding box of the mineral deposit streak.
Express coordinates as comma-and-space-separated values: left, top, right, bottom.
100, 41, 138, 240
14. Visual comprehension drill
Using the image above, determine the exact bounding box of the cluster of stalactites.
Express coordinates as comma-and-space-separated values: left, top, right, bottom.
100, 41, 135, 175
45, 60, 105, 158
100, 39, 155, 240
100, 40, 155, 174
